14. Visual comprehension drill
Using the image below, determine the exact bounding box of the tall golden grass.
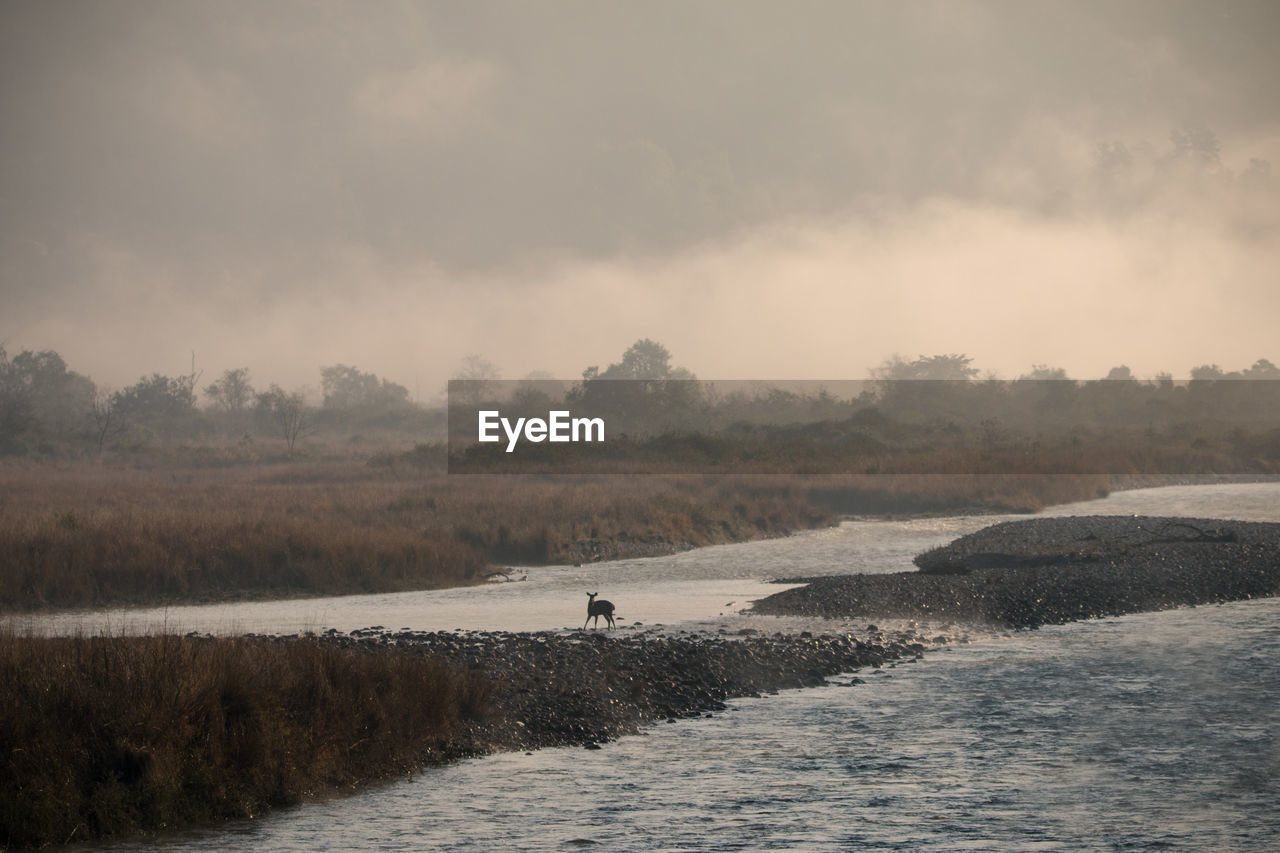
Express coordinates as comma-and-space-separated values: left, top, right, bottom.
0, 630, 490, 848
0, 461, 836, 609
2, 435, 1265, 610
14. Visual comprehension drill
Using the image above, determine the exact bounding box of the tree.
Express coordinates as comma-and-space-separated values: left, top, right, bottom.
204, 367, 254, 413
1243, 358, 1280, 379
596, 338, 694, 380
1190, 364, 1225, 382
1168, 122, 1221, 170
1104, 365, 1133, 381
453, 354, 500, 382
89, 388, 128, 454
256, 385, 314, 454
569, 340, 699, 434
870, 354, 981, 423
0, 346, 95, 443
320, 365, 410, 410
871, 354, 978, 381
450, 355, 500, 406
0, 346, 33, 449
114, 373, 198, 424
1020, 365, 1070, 381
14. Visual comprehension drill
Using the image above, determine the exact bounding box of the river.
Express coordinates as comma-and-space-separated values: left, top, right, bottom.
28, 482, 1280, 851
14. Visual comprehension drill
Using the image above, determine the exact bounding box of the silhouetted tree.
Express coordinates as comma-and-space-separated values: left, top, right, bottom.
89, 388, 128, 453
0, 346, 95, 447
872, 354, 978, 381
570, 340, 699, 434
320, 364, 410, 410
114, 374, 197, 420
0, 346, 32, 453
204, 367, 254, 413
596, 338, 685, 380
256, 385, 314, 453
454, 354, 500, 382
1190, 364, 1226, 381
450, 354, 501, 405
1168, 122, 1221, 170
1020, 365, 1070, 381
1243, 358, 1280, 378
870, 354, 980, 423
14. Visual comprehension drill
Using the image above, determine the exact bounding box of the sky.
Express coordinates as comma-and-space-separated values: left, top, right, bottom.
2, 0, 1278, 399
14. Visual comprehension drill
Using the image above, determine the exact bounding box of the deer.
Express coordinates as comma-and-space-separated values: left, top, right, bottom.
584, 592, 616, 630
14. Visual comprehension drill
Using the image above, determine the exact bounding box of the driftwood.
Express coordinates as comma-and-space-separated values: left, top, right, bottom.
484, 569, 528, 582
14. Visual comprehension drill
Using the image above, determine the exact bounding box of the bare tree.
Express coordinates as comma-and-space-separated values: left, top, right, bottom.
89, 388, 128, 454
258, 385, 314, 454
450, 354, 501, 405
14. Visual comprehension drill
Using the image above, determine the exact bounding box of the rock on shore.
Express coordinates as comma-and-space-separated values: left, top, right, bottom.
301, 628, 933, 756
752, 515, 1280, 629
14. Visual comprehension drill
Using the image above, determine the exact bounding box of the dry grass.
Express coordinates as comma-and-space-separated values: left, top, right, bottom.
3, 438, 1260, 610
0, 462, 487, 609
0, 461, 839, 609
807, 472, 1114, 515
0, 630, 491, 848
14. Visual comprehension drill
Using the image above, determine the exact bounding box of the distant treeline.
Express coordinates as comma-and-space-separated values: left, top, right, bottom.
449, 349, 1280, 475
2, 341, 1278, 463
0, 347, 444, 458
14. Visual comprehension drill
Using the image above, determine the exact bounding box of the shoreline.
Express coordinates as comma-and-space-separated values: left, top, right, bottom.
6, 467, 1194, 615
303, 626, 941, 757
753, 515, 1280, 629
0, 625, 945, 848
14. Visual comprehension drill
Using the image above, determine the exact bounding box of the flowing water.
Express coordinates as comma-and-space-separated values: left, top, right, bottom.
26, 482, 1280, 851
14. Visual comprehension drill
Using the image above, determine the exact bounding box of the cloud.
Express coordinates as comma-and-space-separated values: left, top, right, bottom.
356, 57, 500, 141
10, 185, 1275, 397
2, 1, 1279, 394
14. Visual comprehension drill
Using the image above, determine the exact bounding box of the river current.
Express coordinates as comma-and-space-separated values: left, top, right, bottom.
30, 482, 1280, 851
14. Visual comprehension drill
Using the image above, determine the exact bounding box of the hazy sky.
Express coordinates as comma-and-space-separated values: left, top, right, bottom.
2, 0, 1278, 397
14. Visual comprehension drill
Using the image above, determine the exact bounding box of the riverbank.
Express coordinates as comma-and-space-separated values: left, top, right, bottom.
0, 626, 936, 849
753, 515, 1280, 628
324, 626, 936, 753
2, 457, 1127, 612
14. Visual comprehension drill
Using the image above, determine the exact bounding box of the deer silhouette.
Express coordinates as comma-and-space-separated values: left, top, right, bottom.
584, 592, 616, 630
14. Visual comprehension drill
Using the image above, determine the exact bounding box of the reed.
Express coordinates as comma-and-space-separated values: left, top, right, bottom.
0, 630, 491, 848
0, 463, 833, 609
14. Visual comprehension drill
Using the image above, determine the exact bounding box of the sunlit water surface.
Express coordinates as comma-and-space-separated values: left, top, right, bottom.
26, 482, 1280, 851
97, 599, 1280, 852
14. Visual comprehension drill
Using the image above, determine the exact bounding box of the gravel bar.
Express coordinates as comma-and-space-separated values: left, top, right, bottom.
752, 515, 1280, 629
261, 627, 937, 757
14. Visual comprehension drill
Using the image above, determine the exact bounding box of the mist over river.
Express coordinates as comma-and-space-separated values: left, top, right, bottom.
31, 483, 1280, 851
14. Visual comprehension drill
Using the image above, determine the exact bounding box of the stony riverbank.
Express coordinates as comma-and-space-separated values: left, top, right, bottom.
752, 516, 1280, 628
287, 627, 937, 756
0, 626, 941, 849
